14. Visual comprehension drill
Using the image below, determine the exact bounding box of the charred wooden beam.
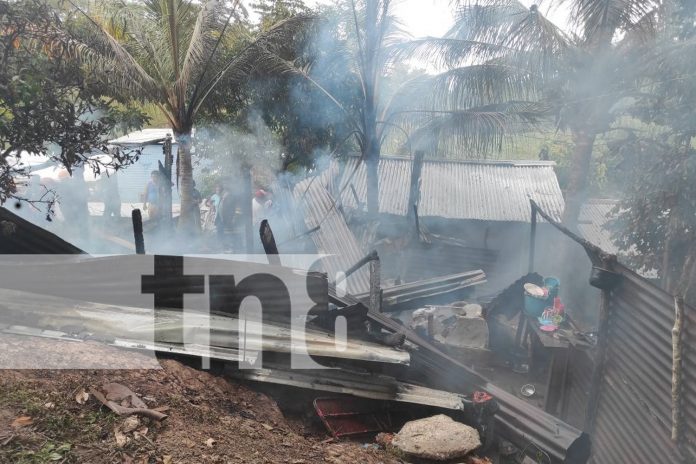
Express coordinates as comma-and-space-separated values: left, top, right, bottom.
132, 209, 145, 254
334, 250, 379, 286
259, 220, 280, 266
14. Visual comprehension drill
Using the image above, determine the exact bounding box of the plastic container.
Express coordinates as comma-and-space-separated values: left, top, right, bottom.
524, 293, 547, 316
544, 277, 560, 298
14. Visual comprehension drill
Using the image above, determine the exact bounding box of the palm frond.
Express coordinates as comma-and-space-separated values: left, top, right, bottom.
389, 63, 540, 114
618, 6, 662, 48
448, 0, 571, 80
393, 101, 548, 156
388, 37, 511, 69
556, 0, 660, 40
51, 1, 161, 101
190, 13, 316, 118
177, 0, 226, 102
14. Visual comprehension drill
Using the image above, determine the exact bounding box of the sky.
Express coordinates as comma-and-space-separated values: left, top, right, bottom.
300, 0, 572, 38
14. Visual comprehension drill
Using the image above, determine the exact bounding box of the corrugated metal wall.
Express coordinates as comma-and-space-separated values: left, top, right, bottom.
561, 346, 594, 431
334, 156, 565, 222
590, 264, 691, 463
116, 145, 180, 203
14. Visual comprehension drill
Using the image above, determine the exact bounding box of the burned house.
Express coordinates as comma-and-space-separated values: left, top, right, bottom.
7, 150, 694, 464
290, 155, 565, 293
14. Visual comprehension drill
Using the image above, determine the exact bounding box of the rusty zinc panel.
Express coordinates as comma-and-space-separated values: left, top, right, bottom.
293, 174, 370, 295
591, 264, 688, 463
334, 156, 565, 222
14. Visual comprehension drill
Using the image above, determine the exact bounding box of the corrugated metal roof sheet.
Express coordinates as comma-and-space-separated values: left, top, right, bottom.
110, 128, 175, 145
331, 156, 565, 222
0, 207, 84, 254
293, 174, 370, 294
577, 199, 619, 254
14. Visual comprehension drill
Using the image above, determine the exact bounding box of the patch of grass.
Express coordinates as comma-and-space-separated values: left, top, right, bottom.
0, 383, 119, 449
6, 441, 73, 464
0, 384, 45, 415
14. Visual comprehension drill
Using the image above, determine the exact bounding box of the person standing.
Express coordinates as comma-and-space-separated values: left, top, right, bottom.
101, 172, 121, 222
252, 189, 272, 229
141, 170, 161, 221
192, 180, 202, 230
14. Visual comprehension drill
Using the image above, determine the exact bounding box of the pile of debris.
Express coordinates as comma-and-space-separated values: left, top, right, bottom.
0, 199, 592, 463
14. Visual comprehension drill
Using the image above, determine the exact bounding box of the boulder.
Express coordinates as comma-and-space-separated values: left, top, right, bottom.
435, 314, 489, 349
390, 414, 481, 461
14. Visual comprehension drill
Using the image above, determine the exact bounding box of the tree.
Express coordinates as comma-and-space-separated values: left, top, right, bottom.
0, 0, 145, 206
53, 0, 311, 232
195, 0, 357, 174
436, 0, 663, 224
251, 0, 310, 31
608, 0, 696, 302
283, 0, 538, 214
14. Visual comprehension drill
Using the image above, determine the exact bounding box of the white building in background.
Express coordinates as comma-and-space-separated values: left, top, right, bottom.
109, 128, 181, 204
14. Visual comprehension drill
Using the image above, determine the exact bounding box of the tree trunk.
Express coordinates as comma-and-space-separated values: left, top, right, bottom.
175, 132, 198, 234
563, 129, 597, 226
363, 0, 380, 216
365, 142, 379, 216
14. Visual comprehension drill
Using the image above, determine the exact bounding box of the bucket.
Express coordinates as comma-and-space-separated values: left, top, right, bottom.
524, 293, 547, 317
544, 277, 560, 298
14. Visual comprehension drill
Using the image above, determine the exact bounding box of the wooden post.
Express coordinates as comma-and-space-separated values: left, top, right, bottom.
672, 296, 685, 444
369, 253, 381, 314
407, 150, 425, 221
132, 209, 145, 254
259, 220, 280, 266
528, 200, 537, 273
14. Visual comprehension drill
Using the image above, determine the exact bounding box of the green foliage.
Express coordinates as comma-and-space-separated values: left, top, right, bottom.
429, 0, 665, 221
0, 0, 146, 202
10, 442, 72, 464
50, 0, 314, 228
606, 0, 696, 299
251, 0, 310, 31
256, 2, 362, 169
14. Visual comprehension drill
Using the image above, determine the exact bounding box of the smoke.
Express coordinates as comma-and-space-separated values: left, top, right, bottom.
195, 112, 283, 188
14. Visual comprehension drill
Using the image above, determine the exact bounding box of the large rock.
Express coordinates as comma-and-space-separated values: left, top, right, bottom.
391, 414, 481, 461
435, 314, 489, 349
408, 304, 489, 349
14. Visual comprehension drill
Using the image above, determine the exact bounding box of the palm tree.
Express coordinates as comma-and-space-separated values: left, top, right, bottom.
285, 0, 541, 215
422, 0, 662, 224
51, 0, 311, 231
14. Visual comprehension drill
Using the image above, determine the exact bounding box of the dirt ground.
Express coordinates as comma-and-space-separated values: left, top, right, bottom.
0, 335, 403, 464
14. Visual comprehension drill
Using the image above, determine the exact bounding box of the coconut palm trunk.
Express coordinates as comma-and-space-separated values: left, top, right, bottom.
175, 132, 197, 232
563, 129, 597, 225
365, 136, 380, 215
49, 0, 312, 235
